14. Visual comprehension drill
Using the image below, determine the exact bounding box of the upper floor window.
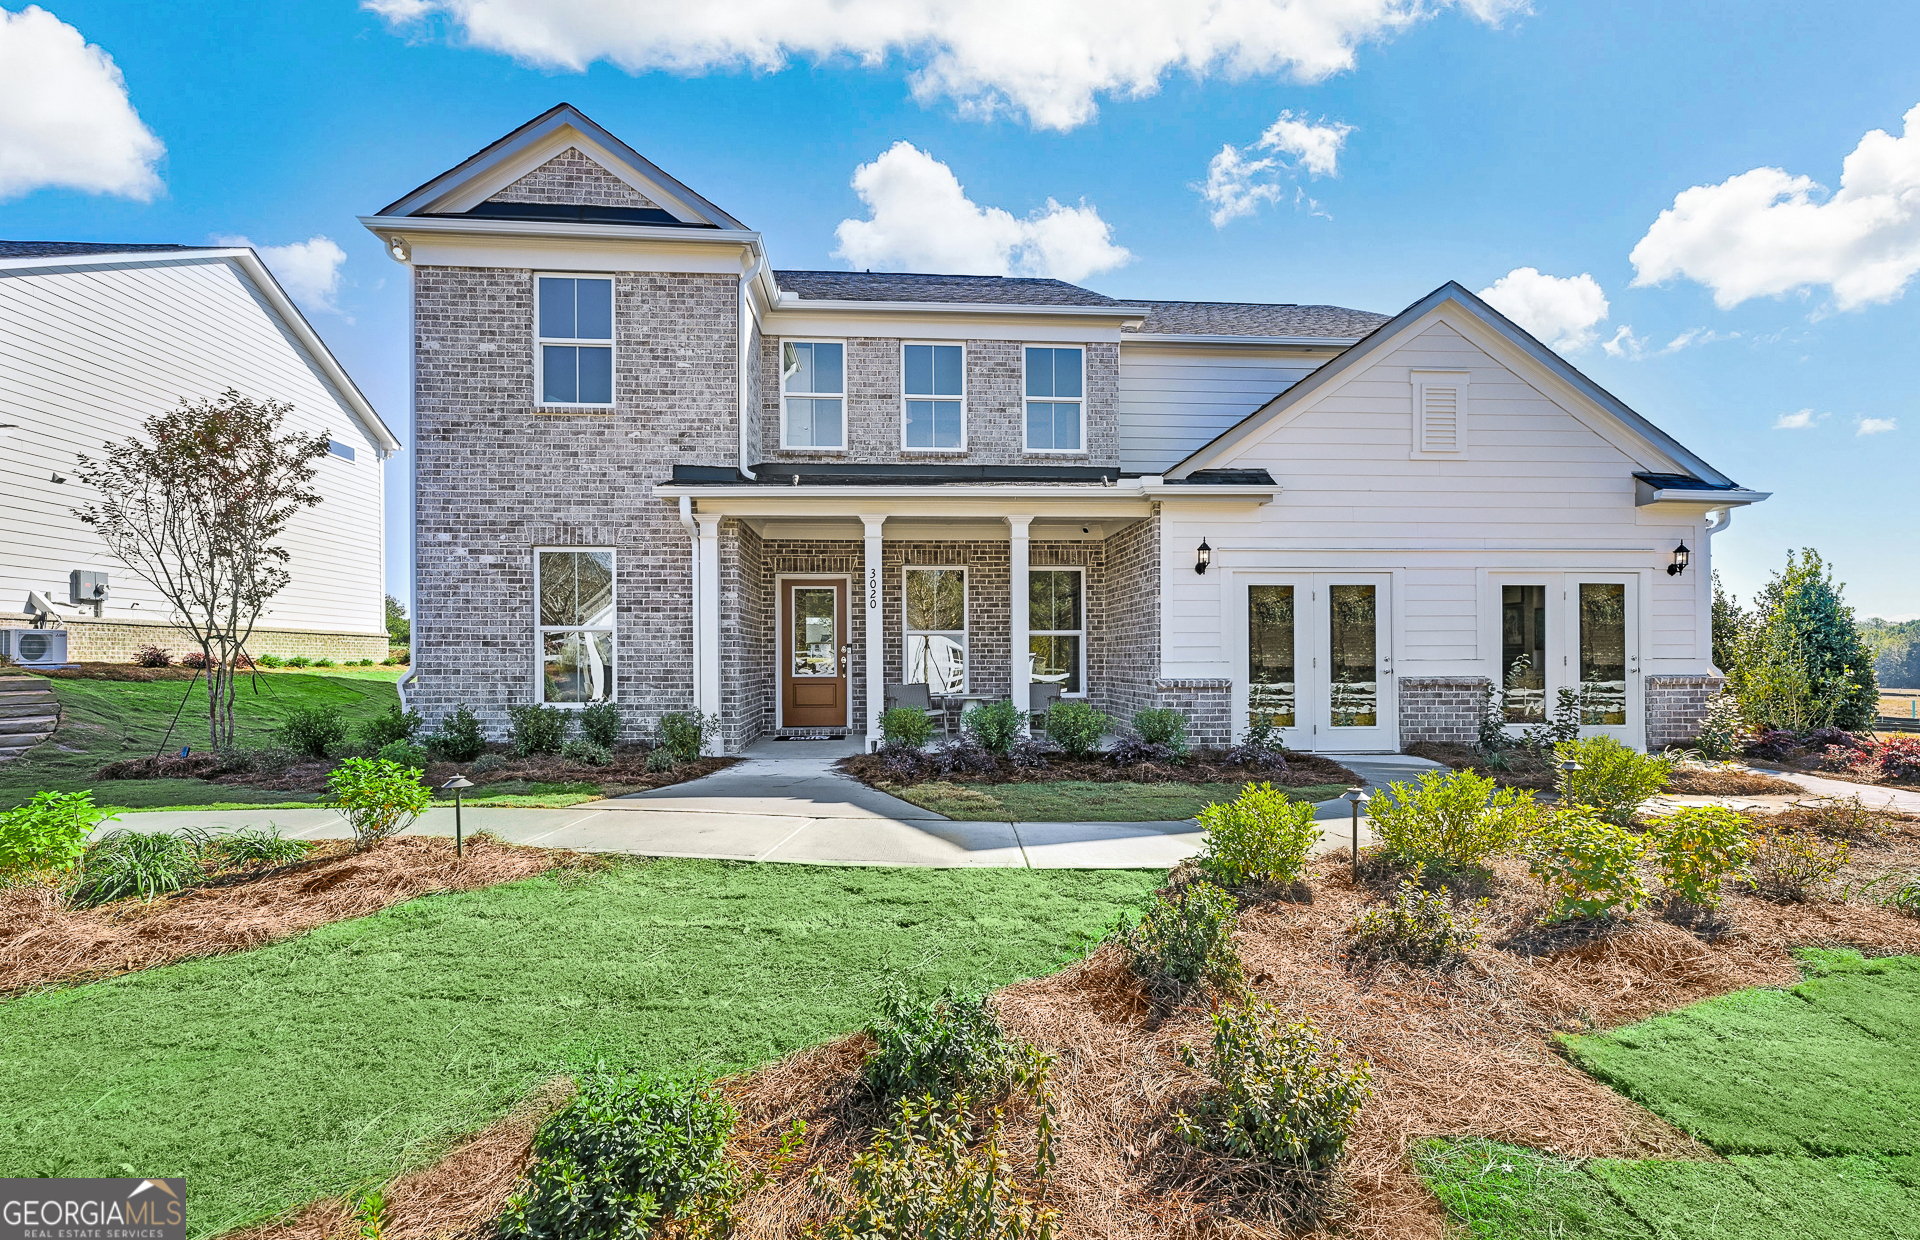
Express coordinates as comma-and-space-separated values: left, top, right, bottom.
903, 343, 965, 450
537, 276, 613, 406
782, 340, 845, 450
1024, 347, 1083, 453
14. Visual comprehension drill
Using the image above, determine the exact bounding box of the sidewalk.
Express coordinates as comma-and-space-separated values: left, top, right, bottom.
103, 741, 1440, 869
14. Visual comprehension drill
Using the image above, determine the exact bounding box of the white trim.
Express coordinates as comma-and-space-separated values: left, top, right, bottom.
1410, 369, 1469, 459
863, 517, 886, 746
775, 293, 1146, 320
1478, 569, 1650, 746
534, 272, 616, 410
1121, 332, 1362, 348
902, 564, 970, 694
774, 573, 854, 732
777, 337, 848, 452
1027, 563, 1087, 698
532, 546, 617, 706
1021, 344, 1088, 457
900, 340, 968, 453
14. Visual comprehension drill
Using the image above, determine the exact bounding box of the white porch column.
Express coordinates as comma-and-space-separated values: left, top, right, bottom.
863, 515, 886, 749
1007, 516, 1032, 714
696, 513, 723, 753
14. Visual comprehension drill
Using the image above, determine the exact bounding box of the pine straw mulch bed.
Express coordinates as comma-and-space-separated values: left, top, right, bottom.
1404, 741, 1804, 797
238, 806, 1920, 1240
92, 750, 739, 798
0, 834, 571, 995
839, 749, 1362, 791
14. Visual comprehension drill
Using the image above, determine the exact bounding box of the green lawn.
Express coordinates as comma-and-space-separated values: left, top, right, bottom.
892, 779, 1348, 821
0, 858, 1159, 1237
0, 670, 402, 810
1416, 951, 1920, 1238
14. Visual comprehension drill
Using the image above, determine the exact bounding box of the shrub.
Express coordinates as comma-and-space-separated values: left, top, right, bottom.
880, 706, 935, 751
1648, 805, 1754, 909
327, 757, 431, 850
657, 711, 716, 762
577, 700, 622, 749
1132, 707, 1190, 755
1046, 700, 1110, 759
1527, 812, 1649, 922
645, 747, 676, 773
1223, 713, 1290, 771
861, 987, 1047, 1107
562, 738, 613, 767
377, 739, 429, 767
221, 744, 300, 776
508, 703, 571, 756
1554, 736, 1674, 827
211, 826, 306, 867
132, 644, 172, 668
931, 735, 998, 777
1367, 769, 1537, 872
256, 653, 286, 668
1882, 877, 1920, 918
1749, 828, 1849, 902
1693, 692, 1749, 760
1117, 880, 1244, 1005
963, 698, 1024, 755
1196, 782, 1320, 886
503, 1069, 738, 1240
809, 1093, 1055, 1240
358, 704, 424, 751
0, 790, 111, 881
472, 752, 510, 775
314, 658, 336, 668
1348, 868, 1487, 963
1825, 735, 1920, 783
280, 705, 348, 758
1007, 736, 1058, 770
424, 704, 487, 763
177, 650, 210, 669
1174, 998, 1372, 1214
1107, 735, 1179, 766
285, 655, 311, 668
67, 828, 210, 907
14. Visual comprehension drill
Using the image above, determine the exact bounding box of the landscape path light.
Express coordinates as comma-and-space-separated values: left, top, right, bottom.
442, 774, 474, 857
1556, 757, 1582, 804
1342, 786, 1371, 880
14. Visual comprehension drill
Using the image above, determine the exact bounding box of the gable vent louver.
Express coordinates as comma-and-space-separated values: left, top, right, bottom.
1413, 371, 1469, 457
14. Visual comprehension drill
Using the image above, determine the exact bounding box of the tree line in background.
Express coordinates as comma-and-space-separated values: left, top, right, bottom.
1861, 616, 1920, 690
1712, 549, 1882, 732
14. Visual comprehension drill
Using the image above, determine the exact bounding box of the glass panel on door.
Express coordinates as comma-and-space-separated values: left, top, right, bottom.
1328, 584, 1379, 728
792, 587, 838, 676
1501, 585, 1548, 724
1579, 583, 1628, 725
1248, 585, 1296, 727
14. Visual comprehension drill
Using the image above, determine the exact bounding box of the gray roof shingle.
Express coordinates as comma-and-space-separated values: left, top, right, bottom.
0, 241, 198, 259
1119, 299, 1390, 339
774, 270, 1119, 306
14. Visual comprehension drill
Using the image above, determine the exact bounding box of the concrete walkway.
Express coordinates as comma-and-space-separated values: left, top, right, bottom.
104, 741, 1445, 869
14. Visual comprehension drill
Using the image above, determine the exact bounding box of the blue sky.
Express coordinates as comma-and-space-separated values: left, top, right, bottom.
3, 1, 1916, 617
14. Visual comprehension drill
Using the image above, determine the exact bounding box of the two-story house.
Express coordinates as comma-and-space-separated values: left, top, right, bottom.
363, 105, 1767, 755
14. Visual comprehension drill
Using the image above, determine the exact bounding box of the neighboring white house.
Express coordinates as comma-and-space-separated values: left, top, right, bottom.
0, 242, 401, 663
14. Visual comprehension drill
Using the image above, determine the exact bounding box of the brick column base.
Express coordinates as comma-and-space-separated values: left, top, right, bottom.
1151, 678, 1233, 749
1398, 676, 1491, 746
1645, 674, 1725, 750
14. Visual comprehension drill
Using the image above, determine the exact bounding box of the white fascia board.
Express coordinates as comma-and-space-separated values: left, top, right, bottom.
360, 213, 762, 251
0, 248, 400, 455
1121, 332, 1360, 348
1636, 488, 1771, 507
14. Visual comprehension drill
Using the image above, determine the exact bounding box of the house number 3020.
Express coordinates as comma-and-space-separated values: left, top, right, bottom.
867, 568, 879, 609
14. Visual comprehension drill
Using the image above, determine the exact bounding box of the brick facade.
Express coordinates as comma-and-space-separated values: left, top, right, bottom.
488, 148, 659, 209
1150, 678, 1233, 748
760, 337, 1120, 468
1097, 512, 1161, 727
1645, 674, 1724, 750
1398, 676, 1491, 746
0, 618, 386, 664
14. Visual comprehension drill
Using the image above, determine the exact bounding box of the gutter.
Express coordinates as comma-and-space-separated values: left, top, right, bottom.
357, 214, 761, 249
656, 479, 1277, 502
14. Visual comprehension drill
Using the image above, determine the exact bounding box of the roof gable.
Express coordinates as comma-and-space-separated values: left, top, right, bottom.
377, 104, 745, 230
1166, 281, 1738, 487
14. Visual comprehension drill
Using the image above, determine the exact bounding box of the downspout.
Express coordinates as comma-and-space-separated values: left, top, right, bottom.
738, 244, 769, 476
680, 496, 702, 715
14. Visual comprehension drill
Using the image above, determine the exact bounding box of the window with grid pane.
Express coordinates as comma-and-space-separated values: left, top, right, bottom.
537, 277, 613, 406
904, 568, 966, 693
1028, 568, 1083, 694
903, 343, 965, 449
782, 341, 845, 449
1024, 346, 1083, 452
537, 550, 615, 703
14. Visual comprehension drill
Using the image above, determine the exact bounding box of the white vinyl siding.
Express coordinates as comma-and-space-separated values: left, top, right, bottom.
1412, 369, 1468, 456
1115, 343, 1327, 474
0, 256, 386, 636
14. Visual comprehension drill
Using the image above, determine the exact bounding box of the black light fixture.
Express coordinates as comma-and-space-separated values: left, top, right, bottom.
1667, 541, 1691, 576
443, 774, 474, 857
1195, 537, 1212, 574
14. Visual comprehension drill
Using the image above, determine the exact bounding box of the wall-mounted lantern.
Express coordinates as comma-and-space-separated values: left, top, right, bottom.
1195, 537, 1212, 575
1667, 541, 1691, 576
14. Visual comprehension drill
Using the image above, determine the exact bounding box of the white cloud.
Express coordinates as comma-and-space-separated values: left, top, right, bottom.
363, 0, 1518, 131
219, 235, 350, 316
1857, 416, 1898, 436
0, 6, 163, 201
1198, 111, 1353, 226
1661, 327, 1738, 353
832, 142, 1128, 283
1773, 409, 1821, 430
1630, 102, 1920, 311
1478, 268, 1610, 351
1601, 325, 1647, 359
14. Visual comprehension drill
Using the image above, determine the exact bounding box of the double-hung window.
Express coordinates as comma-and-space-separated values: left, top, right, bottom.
903, 343, 965, 450
1024, 346, 1083, 453
782, 340, 845, 449
904, 567, 967, 693
537, 276, 613, 406
537, 549, 615, 703
1028, 569, 1084, 695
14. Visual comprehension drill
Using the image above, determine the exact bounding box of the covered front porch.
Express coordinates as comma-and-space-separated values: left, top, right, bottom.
657, 476, 1273, 754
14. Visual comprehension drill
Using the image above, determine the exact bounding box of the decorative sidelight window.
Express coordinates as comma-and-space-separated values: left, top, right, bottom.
781, 340, 846, 449
1501, 585, 1548, 723
904, 567, 967, 693
1327, 584, 1379, 728
1023, 346, 1083, 453
1579, 583, 1628, 725
1028, 569, 1084, 695
537, 549, 615, 703
537, 276, 614, 406
1248, 585, 1296, 727
903, 343, 965, 450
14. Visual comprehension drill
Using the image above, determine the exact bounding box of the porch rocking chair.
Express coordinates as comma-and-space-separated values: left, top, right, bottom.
883, 682, 954, 735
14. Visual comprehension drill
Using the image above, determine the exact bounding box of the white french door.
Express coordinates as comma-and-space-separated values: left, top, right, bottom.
1241, 573, 1396, 752
1496, 574, 1640, 745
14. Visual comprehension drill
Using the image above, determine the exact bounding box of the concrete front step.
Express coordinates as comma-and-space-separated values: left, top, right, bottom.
0, 714, 59, 734
0, 697, 58, 716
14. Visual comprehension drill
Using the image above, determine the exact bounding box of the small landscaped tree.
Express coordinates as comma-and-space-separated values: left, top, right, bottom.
1711, 570, 1748, 678
384, 594, 410, 646
74, 390, 330, 750
1729, 549, 1878, 732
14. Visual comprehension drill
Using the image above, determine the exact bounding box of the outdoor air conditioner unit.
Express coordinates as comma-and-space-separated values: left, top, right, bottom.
1, 627, 68, 668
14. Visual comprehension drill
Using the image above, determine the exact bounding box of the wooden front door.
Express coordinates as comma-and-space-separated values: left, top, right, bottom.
781, 579, 849, 728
